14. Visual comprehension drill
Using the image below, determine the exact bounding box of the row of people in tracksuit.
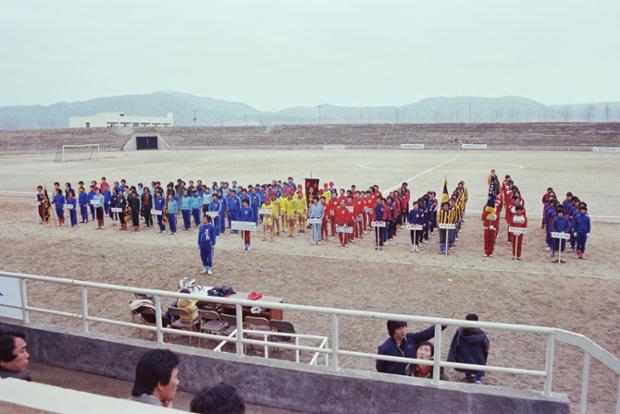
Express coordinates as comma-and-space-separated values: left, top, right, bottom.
405, 191, 439, 252
482, 174, 528, 259
541, 188, 591, 260
436, 182, 468, 254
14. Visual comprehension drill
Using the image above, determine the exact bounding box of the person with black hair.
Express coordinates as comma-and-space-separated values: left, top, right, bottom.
130, 349, 179, 407
376, 320, 445, 375
406, 341, 448, 380
0, 331, 31, 381
447, 314, 490, 384
190, 382, 245, 414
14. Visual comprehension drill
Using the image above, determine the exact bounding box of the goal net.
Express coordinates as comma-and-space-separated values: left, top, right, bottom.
54, 144, 100, 162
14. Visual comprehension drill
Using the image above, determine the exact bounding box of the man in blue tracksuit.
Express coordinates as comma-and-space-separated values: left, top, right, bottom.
166, 194, 179, 235
408, 201, 424, 252
197, 215, 217, 274
180, 190, 192, 231
376, 320, 444, 376
572, 203, 591, 259
191, 191, 202, 227
209, 195, 222, 236
102, 187, 112, 215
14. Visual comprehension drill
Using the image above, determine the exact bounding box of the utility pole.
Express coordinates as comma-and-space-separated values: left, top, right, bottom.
192, 109, 198, 127
318, 105, 322, 124
468, 102, 472, 123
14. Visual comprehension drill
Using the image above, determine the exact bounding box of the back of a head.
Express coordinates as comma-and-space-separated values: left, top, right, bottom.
190, 382, 245, 414
466, 314, 479, 321
131, 349, 179, 397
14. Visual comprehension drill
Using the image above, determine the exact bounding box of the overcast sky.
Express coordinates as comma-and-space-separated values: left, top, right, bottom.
1, 0, 619, 110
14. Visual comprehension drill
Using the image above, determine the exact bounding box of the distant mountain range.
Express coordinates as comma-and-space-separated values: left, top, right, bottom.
1, 91, 619, 129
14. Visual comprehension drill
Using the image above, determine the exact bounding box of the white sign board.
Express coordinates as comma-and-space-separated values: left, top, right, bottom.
509, 226, 527, 235
63, 204, 74, 210
231, 221, 257, 232
307, 218, 323, 224
151, 209, 163, 216
400, 143, 425, 150
592, 147, 620, 153
33, 201, 41, 207
258, 209, 272, 215
406, 224, 424, 231
206, 211, 220, 218
0, 276, 24, 321
551, 231, 571, 240
322, 144, 346, 150
90, 200, 101, 208
461, 143, 488, 150
364, 207, 374, 214
439, 223, 457, 229
336, 225, 353, 234
371, 221, 386, 228
111, 207, 123, 213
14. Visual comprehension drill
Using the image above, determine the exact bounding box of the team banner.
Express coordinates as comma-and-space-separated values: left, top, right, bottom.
304, 178, 320, 206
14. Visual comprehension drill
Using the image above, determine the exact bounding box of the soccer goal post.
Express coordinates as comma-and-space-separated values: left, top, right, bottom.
54, 144, 100, 163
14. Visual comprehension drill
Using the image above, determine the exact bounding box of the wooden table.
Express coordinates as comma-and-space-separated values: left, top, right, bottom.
195, 288, 284, 320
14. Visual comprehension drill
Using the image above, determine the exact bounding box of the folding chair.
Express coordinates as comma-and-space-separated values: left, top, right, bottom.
198, 309, 226, 347
167, 306, 200, 345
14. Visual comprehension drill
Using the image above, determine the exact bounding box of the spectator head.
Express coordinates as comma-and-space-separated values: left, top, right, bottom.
387, 320, 407, 340
131, 349, 179, 405
416, 341, 434, 360
466, 314, 479, 321
190, 382, 245, 414
0, 332, 29, 373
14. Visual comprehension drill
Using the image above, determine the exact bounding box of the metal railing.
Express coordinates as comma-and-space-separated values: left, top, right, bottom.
0, 271, 618, 414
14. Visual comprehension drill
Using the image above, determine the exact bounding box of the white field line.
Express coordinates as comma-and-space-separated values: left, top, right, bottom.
385, 153, 465, 193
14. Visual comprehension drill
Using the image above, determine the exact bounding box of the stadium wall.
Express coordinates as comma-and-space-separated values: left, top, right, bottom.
0, 320, 569, 414
0, 123, 618, 153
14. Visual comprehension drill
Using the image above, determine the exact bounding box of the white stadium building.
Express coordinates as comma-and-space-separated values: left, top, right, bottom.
69, 112, 174, 128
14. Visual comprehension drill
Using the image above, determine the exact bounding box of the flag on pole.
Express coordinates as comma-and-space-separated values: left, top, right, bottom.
441, 176, 449, 203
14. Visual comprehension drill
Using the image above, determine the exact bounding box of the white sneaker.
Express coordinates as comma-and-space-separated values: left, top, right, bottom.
415, 246, 420, 253
207, 269, 213, 275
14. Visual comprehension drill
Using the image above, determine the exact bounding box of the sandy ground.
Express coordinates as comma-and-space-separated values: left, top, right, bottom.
0, 149, 619, 413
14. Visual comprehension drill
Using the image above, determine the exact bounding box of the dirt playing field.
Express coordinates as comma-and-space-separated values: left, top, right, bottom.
0, 149, 618, 413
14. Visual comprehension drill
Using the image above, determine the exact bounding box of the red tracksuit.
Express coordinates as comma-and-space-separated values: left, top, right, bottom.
482, 207, 497, 256
335, 206, 351, 246
354, 199, 364, 238
509, 210, 528, 258
327, 198, 338, 236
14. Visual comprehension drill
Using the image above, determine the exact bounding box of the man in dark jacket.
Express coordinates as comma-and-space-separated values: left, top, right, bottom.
447, 314, 490, 384
376, 320, 444, 375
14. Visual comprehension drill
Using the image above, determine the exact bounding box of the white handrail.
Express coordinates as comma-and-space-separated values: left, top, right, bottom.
1, 270, 618, 413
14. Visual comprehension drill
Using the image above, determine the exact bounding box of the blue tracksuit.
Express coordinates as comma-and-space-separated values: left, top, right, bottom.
219, 197, 228, 233
191, 195, 202, 226
572, 212, 591, 253
551, 215, 570, 251
181, 196, 192, 230
78, 191, 89, 222
408, 208, 424, 246
53, 194, 65, 220
67, 198, 78, 226
227, 195, 240, 229
155, 196, 165, 232
448, 328, 490, 381
87, 191, 96, 219
167, 198, 179, 234
197, 223, 216, 270
239, 206, 254, 223
249, 194, 260, 223
209, 200, 222, 236
375, 204, 386, 246
103, 190, 111, 214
